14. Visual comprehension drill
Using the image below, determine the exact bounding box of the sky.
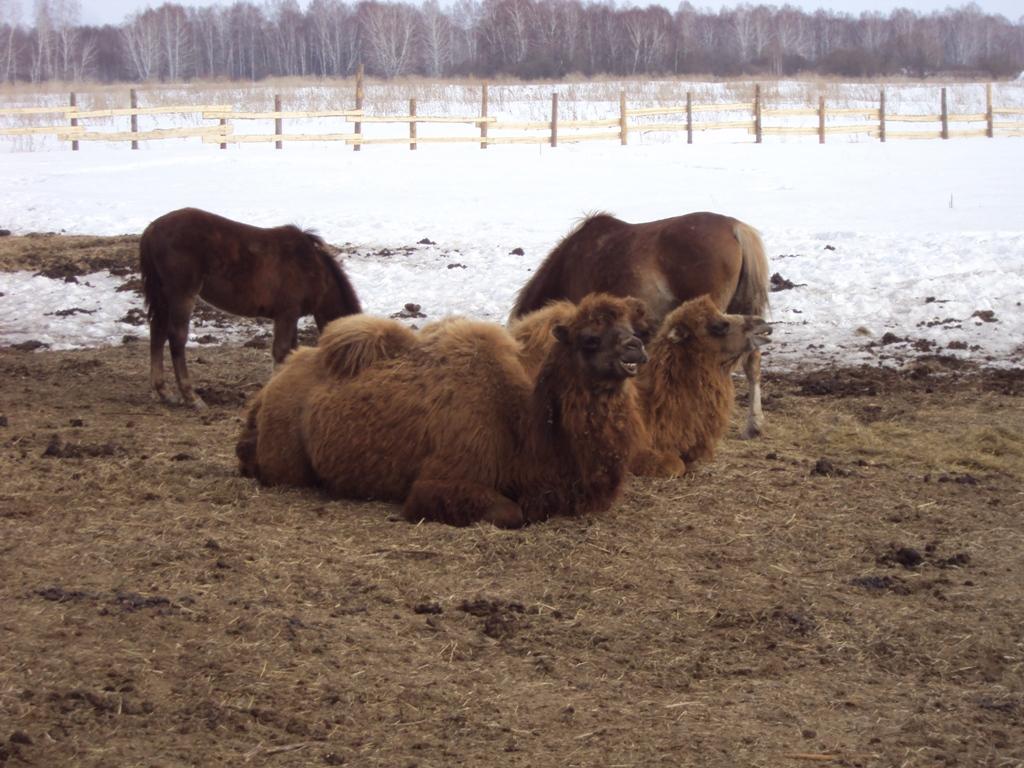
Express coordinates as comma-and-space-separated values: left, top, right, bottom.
76, 0, 1022, 27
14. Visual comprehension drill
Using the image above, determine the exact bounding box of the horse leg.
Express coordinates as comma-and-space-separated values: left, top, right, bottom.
271, 315, 299, 366
405, 473, 524, 529
148, 308, 174, 404
168, 300, 206, 410
740, 348, 764, 438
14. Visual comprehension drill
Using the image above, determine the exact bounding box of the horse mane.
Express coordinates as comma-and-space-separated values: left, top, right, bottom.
509, 211, 624, 320
304, 230, 362, 316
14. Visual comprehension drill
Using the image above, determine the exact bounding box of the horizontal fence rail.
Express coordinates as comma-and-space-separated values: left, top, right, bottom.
1, 76, 1022, 152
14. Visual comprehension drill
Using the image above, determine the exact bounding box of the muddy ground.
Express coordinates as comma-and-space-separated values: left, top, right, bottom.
1, 236, 1022, 767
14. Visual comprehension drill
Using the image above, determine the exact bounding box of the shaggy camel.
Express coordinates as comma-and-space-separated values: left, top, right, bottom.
510, 295, 771, 475
509, 211, 770, 437
238, 294, 649, 528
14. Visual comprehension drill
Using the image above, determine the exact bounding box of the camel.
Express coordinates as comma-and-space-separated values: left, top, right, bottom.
510, 295, 771, 476
238, 294, 649, 528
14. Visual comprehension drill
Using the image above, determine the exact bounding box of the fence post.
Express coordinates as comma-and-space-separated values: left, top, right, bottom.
754, 84, 762, 144
986, 83, 993, 138
275, 94, 283, 149
686, 91, 693, 145
480, 81, 488, 149
551, 92, 558, 148
940, 87, 948, 140
69, 92, 78, 151
130, 88, 138, 150
818, 95, 825, 144
354, 64, 364, 152
409, 98, 417, 150
619, 90, 628, 146
219, 117, 227, 150
876, 88, 884, 143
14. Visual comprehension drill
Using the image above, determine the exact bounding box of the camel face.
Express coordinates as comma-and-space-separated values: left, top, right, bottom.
551, 295, 649, 384
664, 296, 772, 366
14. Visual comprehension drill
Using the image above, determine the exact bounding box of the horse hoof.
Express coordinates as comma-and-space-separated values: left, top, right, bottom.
741, 424, 763, 440
188, 397, 208, 411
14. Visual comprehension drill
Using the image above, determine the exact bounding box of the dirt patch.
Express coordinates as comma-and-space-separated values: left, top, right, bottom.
1, 237, 1023, 767
0, 233, 139, 275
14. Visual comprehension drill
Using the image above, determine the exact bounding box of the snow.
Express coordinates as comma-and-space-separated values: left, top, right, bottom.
1, 135, 1023, 371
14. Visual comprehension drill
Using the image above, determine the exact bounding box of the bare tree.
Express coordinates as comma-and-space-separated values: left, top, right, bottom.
122, 9, 160, 79
419, 0, 451, 76
0, 0, 20, 81
358, 0, 419, 77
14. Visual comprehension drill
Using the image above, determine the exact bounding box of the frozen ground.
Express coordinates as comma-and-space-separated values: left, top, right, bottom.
1, 136, 1022, 371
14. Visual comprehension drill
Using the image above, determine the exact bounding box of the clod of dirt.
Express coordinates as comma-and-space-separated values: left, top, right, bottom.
119, 308, 147, 326
35, 586, 92, 602
8, 732, 32, 746
0, 415, 7, 427
879, 332, 906, 346
971, 310, 997, 323
122, 335, 141, 344
34, 264, 79, 282
41, 435, 120, 459
10, 340, 49, 352
810, 457, 848, 477
938, 473, 979, 486
48, 307, 96, 317
413, 602, 443, 615
171, 452, 195, 461
447, 263, 467, 270
770, 272, 804, 291
824, 244, 836, 251
116, 277, 143, 293
113, 592, 171, 613
510, 247, 525, 255
947, 340, 969, 350
879, 546, 924, 569
70, 418, 84, 427
417, 237, 436, 245
936, 553, 971, 569
850, 575, 909, 594
195, 334, 218, 344
390, 303, 426, 319
244, 335, 270, 349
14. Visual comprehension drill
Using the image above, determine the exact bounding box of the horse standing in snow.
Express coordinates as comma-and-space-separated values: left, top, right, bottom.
139, 207, 361, 408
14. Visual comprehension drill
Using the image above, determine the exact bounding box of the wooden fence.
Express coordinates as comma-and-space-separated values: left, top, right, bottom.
2, 73, 1023, 151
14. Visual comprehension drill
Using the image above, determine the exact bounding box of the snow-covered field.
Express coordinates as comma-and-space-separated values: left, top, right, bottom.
1, 131, 1023, 371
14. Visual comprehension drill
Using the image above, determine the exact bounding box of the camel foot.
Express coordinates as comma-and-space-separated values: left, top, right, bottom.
482, 497, 525, 529
630, 448, 686, 479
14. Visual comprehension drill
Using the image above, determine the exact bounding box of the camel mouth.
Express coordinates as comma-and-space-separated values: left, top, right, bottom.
748, 321, 773, 348
618, 360, 640, 377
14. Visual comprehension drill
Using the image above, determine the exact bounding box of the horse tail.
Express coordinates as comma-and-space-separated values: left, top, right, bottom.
509, 212, 618, 322
139, 224, 166, 324
318, 315, 417, 380
306, 232, 362, 319
727, 220, 770, 318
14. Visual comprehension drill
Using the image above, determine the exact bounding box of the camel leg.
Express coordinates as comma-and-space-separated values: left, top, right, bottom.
149, 308, 174, 404
630, 447, 686, 479
740, 348, 764, 438
405, 476, 524, 529
168, 299, 206, 410
271, 315, 299, 366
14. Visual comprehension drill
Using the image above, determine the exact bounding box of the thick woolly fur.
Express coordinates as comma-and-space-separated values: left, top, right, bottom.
638, 296, 768, 468
239, 295, 647, 528
511, 294, 769, 476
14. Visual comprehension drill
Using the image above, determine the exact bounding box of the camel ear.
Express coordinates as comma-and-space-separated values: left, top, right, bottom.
668, 325, 691, 343
551, 324, 571, 344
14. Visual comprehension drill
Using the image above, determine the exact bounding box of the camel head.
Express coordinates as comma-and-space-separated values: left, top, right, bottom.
551, 293, 648, 384
661, 295, 772, 367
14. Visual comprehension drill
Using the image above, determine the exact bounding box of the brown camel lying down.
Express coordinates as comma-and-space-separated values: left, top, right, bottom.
237, 294, 649, 528
510, 295, 771, 476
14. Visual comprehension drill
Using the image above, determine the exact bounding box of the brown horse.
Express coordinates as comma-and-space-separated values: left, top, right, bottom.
510, 211, 770, 437
140, 207, 361, 408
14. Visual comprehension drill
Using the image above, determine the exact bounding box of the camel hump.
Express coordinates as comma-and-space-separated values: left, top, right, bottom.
318, 315, 418, 379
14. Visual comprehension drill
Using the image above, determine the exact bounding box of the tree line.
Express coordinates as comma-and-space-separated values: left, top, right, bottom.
1, 0, 1022, 84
